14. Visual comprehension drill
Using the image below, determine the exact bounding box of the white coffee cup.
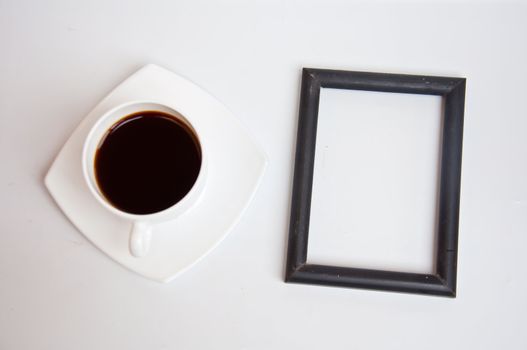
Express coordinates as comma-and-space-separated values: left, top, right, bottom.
82, 101, 207, 257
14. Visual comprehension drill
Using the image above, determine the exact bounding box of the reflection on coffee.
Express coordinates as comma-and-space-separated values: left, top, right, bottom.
94, 111, 201, 215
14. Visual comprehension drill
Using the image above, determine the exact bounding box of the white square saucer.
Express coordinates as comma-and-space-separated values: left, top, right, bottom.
45, 64, 267, 282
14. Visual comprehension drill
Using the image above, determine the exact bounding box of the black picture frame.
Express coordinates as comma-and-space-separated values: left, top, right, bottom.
285, 68, 466, 297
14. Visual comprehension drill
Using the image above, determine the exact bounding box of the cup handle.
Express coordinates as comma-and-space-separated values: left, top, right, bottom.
129, 222, 152, 257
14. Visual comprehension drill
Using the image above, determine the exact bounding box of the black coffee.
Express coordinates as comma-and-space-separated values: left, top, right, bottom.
94, 111, 201, 215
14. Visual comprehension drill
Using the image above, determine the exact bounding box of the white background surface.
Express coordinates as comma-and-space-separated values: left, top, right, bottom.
309, 89, 442, 274
1, 1, 526, 349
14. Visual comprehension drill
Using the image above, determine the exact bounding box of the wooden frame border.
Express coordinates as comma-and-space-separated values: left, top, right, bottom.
285, 68, 466, 297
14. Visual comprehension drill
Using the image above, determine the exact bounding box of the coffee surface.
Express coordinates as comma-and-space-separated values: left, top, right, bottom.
95, 111, 201, 215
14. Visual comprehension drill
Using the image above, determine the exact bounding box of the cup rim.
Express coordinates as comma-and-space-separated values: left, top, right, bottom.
81, 100, 207, 222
